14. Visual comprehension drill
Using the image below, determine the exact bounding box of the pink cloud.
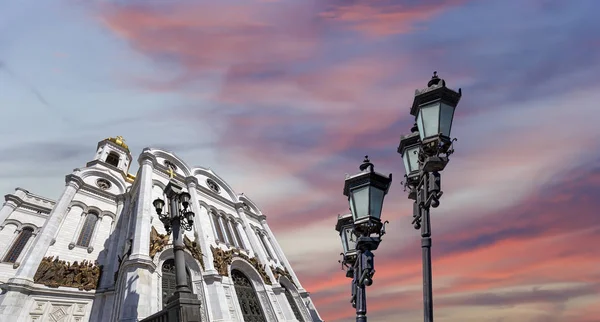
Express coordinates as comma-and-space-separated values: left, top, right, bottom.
320, 0, 466, 37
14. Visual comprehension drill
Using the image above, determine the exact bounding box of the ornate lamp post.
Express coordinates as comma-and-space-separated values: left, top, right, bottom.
398, 72, 461, 322
153, 180, 196, 297
336, 156, 392, 322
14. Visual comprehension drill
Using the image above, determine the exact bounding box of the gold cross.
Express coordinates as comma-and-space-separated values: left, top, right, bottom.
116, 136, 125, 142
167, 168, 176, 179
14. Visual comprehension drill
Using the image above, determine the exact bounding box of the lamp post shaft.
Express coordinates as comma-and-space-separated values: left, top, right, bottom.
169, 194, 191, 294
421, 215, 433, 322
355, 250, 367, 322
418, 172, 434, 322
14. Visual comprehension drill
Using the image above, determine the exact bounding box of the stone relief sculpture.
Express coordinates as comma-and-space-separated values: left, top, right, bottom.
270, 265, 297, 287
34, 256, 102, 291
183, 235, 205, 270
150, 226, 170, 259
211, 246, 272, 285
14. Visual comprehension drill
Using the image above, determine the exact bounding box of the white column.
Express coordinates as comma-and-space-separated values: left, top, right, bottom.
0, 199, 19, 227
129, 154, 154, 259
185, 177, 216, 273
13, 174, 83, 281
117, 152, 157, 322
261, 232, 278, 262
0, 224, 17, 259
64, 206, 85, 249
261, 219, 304, 290
235, 204, 276, 283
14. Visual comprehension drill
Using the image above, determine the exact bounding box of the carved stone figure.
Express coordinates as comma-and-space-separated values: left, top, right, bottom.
270, 265, 297, 287
183, 235, 205, 270
150, 226, 170, 259
211, 246, 272, 285
33, 256, 103, 291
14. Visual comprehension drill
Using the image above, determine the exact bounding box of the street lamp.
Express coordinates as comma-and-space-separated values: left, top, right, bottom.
153, 180, 195, 298
337, 156, 392, 322
398, 72, 461, 322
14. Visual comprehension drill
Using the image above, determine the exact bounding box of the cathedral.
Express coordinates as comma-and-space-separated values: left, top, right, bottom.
0, 137, 323, 322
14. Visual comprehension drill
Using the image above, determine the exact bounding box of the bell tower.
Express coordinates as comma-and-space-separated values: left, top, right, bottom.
90, 136, 133, 174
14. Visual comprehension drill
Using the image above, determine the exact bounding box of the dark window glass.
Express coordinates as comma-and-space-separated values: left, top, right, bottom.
106, 152, 119, 167
161, 259, 191, 308
232, 270, 266, 322
283, 285, 305, 322
3, 227, 34, 263
77, 212, 99, 247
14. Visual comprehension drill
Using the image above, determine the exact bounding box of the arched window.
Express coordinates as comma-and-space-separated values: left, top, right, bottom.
232, 269, 266, 322
105, 152, 120, 167
283, 285, 305, 322
232, 221, 244, 249
212, 211, 225, 242
223, 218, 235, 246
3, 227, 34, 263
77, 212, 99, 247
161, 259, 192, 308
259, 232, 275, 260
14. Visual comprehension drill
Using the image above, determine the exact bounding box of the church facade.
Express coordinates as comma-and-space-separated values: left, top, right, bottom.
0, 137, 323, 322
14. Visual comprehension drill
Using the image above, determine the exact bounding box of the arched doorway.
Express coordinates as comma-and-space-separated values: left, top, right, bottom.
283, 285, 304, 322
232, 269, 267, 322
162, 258, 192, 308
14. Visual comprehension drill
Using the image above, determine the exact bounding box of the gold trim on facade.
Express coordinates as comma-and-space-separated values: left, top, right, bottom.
211, 246, 272, 285
150, 226, 170, 259
33, 256, 102, 291
184, 235, 205, 270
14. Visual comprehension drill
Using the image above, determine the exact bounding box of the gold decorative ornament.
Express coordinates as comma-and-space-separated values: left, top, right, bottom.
210, 246, 272, 285
106, 136, 129, 151
166, 168, 176, 179
150, 226, 170, 259
184, 235, 205, 270
270, 265, 297, 287
34, 256, 102, 291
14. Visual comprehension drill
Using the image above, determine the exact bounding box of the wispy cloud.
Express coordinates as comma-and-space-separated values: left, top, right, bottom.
1, 0, 599, 320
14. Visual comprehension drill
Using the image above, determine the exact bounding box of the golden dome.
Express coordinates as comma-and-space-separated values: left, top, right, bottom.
106, 136, 129, 151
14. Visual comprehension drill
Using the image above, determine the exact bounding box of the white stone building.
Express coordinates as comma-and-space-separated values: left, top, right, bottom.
0, 137, 323, 322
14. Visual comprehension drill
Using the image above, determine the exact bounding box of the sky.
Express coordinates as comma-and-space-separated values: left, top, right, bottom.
1, 0, 600, 321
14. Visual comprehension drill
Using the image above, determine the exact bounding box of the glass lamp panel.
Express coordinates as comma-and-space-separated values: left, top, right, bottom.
344, 227, 357, 252
439, 102, 455, 138
340, 229, 349, 253
351, 186, 370, 221
369, 187, 385, 220
418, 103, 441, 139
349, 197, 357, 221
407, 145, 420, 174
402, 152, 412, 176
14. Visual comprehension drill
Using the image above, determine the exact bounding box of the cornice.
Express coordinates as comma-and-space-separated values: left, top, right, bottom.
4, 195, 53, 214
233, 202, 265, 221
65, 174, 85, 189
98, 139, 132, 156
198, 186, 236, 208
138, 150, 157, 167
77, 185, 120, 204
185, 176, 199, 188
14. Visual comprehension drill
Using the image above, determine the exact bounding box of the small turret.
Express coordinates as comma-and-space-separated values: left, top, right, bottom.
91, 136, 133, 174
